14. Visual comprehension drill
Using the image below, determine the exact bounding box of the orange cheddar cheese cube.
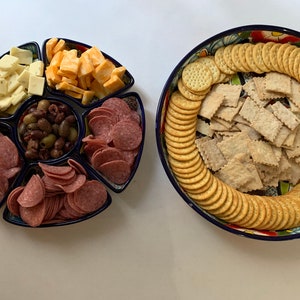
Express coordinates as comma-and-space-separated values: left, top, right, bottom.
103, 75, 125, 93
78, 52, 94, 77
52, 39, 66, 55
46, 37, 58, 62
86, 46, 105, 67
45, 65, 62, 87
93, 59, 115, 84
60, 49, 80, 76
50, 51, 64, 68
112, 66, 126, 79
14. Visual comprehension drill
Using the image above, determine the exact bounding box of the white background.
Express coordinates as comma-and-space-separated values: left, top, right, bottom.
1, 1, 300, 299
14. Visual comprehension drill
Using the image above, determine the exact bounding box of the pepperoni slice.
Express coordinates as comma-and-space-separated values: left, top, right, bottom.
72, 180, 107, 213
6, 186, 24, 217
111, 119, 142, 150
68, 159, 88, 176
66, 192, 86, 214
55, 174, 86, 194
43, 194, 65, 221
98, 160, 131, 184
17, 174, 45, 208
19, 200, 46, 227
38, 162, 73, 177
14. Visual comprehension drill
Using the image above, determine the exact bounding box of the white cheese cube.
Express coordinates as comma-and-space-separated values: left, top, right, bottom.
17, 69, 31, 89
0, 54, 19, 71
11, 90, 26, 105
10, 47, 33, 65
28, 74, 45, 96
0, 95, 13, 111
0, 78, 7, 95
0, 69, 9, 77
29, 60, 44, 76
15, 64, 27, 75
7, 72, 20, 93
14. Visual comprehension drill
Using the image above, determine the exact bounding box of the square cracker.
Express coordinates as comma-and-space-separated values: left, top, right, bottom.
217, 131, 251, 160
214, 101, 243, 122
239, 96, 260, 123
215, 153, 262, 191
248, 140, 279, 166
243, 79, 265, 107
252, 76, 284, 100
270, 101, 300, 131
195, 137, 227, 171
250, 107, 283, 142
198, 91, 224, 120
211, 83, 242, 107
289, 78, 300, 109
265, 71, 292, 96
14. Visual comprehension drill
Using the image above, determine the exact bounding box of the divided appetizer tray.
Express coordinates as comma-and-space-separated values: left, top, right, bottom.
0, 38, 145, 227
156, 25, 300, 241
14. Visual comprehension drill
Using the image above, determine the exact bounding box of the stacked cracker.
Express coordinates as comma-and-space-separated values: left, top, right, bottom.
165, 42, 300, 231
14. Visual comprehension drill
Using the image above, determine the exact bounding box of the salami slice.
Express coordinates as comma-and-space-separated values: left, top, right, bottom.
1, 166, 21, 179
88, 115, 115, 143
88, 106, 117, 123
98, 160, 131, 184
17, 174, 45, 208
124, 110, 141, 124
0, 135, 20, 170
0, 176, 9, 202
101, 97, 132, 120
111, 119, 142, 150
91, 147, 125, 170
72, 180, 107, 213
83, 138, 107, 159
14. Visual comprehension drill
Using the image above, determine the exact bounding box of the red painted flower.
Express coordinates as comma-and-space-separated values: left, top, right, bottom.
250, 30, 300, 43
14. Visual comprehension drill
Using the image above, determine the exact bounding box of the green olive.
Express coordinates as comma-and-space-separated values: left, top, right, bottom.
67, 127, 78, 143
40, 133, 56, 149
37, 99, 51, 111
26, 122, 39, 131
23, 113, 37, 125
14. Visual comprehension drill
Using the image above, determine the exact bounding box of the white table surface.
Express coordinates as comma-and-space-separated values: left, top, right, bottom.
1, 1, 300, 299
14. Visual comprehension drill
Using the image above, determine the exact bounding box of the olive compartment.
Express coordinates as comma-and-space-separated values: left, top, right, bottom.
0, 38, 145, 227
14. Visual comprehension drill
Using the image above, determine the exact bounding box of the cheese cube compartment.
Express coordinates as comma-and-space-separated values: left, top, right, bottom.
0, 42, 44, 117
42, 38, 135, 107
